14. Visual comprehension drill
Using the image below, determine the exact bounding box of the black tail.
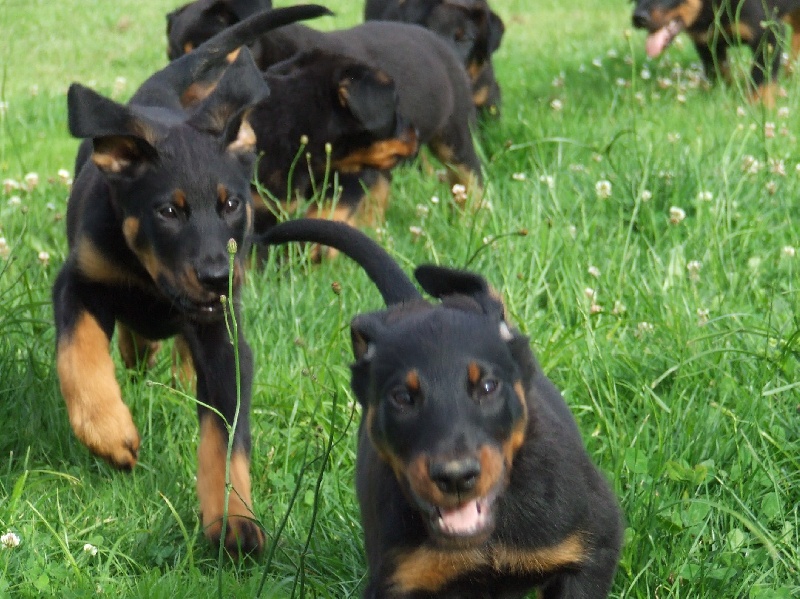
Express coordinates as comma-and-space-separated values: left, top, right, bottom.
258, 219, 422, 306
131, 4, 333, 108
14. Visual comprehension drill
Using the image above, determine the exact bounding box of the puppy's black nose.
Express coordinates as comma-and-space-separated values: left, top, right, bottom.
430, 457, 481, 495
632, 10, 651, 29
196, 264, 230, 294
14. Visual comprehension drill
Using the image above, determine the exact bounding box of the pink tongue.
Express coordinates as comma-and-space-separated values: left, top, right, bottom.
440, 499, 482, 534
646, 26, 672, 58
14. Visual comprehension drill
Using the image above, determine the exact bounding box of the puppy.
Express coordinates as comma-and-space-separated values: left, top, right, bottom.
632, 0, 800, 105
167, 0, 273, 60
52, 5, 329, 555
261, 218, 624, 598
364, 0, 505, 116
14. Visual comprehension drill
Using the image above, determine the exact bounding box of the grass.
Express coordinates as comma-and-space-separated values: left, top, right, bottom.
1, 0, 799, 596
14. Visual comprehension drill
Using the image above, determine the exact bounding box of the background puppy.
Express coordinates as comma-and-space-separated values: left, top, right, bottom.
632, 0, 800, 106
364, 0, 505, 116
167, 0, 273, 60
260, 219, 624, 598
53, 5, 329, 555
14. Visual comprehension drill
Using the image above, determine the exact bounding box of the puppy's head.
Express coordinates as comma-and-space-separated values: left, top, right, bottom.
166, 0, 271, 60
351, 266, 534, 548
68, 50, 267, 321
631, 0, 701, 58
425, 1, 504, 73
254, 50, 418, 190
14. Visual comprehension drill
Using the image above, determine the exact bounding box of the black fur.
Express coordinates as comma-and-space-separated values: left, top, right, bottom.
260, 219, 623, 598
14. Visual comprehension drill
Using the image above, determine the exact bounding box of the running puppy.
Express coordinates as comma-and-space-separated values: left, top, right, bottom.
261, 219, 623, 598
632, 0, 800, 105
52, 5, 329, 555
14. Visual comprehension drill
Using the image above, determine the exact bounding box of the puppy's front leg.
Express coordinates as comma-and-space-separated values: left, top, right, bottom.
53, 269, 140, 469
184, 312, 262, 555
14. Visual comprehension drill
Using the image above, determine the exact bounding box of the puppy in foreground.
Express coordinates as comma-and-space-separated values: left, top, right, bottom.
53, 5, 329, 555
632, 0, 800, 105
262, 219, 623, 598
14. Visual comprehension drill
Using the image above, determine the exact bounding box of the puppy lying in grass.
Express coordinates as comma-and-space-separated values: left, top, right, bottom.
261, 219, 623, 598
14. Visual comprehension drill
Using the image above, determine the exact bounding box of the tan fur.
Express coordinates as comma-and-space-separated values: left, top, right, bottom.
197, 414, 263, 551
117, 323, 161, 370
391, 533, 586, 594
56, 312, 140, 468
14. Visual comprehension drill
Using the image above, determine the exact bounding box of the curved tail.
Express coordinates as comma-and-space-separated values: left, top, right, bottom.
258, 219, 421, 306
131, 4, 333, 107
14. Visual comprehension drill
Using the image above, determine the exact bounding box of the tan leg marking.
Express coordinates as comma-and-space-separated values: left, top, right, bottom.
304, 203, 358, 261
171, 334, 196, 390
56, 312, 140, 469
750, 82, 777, 108
197, 415, 264, 554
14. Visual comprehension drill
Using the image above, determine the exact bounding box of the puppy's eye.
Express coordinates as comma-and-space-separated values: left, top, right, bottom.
221, 197, 241, 215
478, 378, 500, 398
157, 205, 180, 220
389, 388, 415, 410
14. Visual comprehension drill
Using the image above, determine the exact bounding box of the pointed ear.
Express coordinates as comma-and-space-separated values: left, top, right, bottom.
186, 46, 268, 151
68, 84, 161, 177
337, 67, 398, 137
228, 0, 272, 20
350, 312, 387, 361
414, 265, 506, 318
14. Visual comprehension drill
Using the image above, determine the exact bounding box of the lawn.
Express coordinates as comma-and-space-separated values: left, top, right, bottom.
1, 0, 798, 597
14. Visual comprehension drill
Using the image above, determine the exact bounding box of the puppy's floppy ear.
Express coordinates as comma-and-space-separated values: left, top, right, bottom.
350, 312, 387, 362
186, 47, 269, 153
487, 10, 505, 53
68, 84, 163, 178
415, 264, 506, 316
336, 66, 398, 137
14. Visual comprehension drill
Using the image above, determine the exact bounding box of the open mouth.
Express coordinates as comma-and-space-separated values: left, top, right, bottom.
646, 18, 684, 59
421, 493, 497, 545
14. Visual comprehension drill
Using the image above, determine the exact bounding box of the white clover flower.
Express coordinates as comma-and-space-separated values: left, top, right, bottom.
0, 100, 7, 115
637, 321, 655, 335
676, 93, 686, 103
415, 204, 429, 217
742, 155, 761, 174
641, 189, 652, 202
83, 543, 98, 556
595, 180, 612, 199
584, 287, 597, 301
589, 303, 603, 314
736, 106, 746, 117
512, 172, 526, 181
666, 132, 681, 143
3, 178, 21, 193
765, 181, 778, 195
634, 91, 645, 105
778, 106, 789, 119
669, 206, 686, 224
640, 68, 651, 80
550, 98, 563, 111
551, 73, 565, 88
38, 251, 50, 266
8, 195, 22, 207
782, 245, 796, 258
607, 48, 618, 58
612, 300, 627, 315
451, 184, 467, 204
408, 225, 423, 239
765, 122, 776, 138
0, 237, 9, 259
696, 190, 713, 202
24, 172, 39, 190
657, 77, 673, 89
592, 57, 602, 68
770, 159, 786, 176
539, 174, 554, 188
1, 531, 20, 549
430, 195, 440, 204
588, 265, 600, 278
568, 225, 577, 239
697, 308, 710, 325
616, 78, 627, 87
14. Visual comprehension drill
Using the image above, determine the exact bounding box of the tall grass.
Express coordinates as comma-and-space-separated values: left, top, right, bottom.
1, 0, 798, 597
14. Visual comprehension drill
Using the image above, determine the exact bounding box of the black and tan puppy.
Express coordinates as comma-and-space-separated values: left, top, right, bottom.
52, 5, 329, 555
167, 0, 272, 60
365, 0, 505, 116
250, 48, 419, 237
632, 0, 800, 105
261, 219, 623, 598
